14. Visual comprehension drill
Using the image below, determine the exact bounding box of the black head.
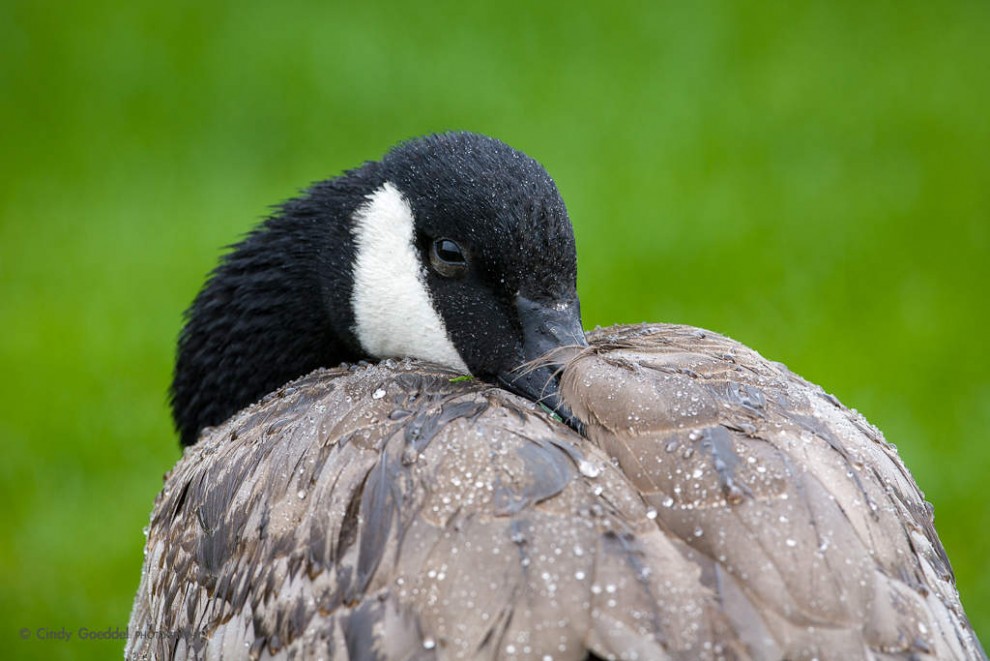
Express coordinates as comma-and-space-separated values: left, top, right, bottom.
172, 132, 585, 445
371, 133, 585, 388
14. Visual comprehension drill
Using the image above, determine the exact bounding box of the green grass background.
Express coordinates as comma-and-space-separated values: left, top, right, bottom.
2, 1, 987, 657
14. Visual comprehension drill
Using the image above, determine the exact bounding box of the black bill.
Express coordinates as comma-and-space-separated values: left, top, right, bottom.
497, 294, 588, 431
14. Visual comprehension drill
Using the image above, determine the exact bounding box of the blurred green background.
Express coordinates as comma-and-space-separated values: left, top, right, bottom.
2, 1, 987, 658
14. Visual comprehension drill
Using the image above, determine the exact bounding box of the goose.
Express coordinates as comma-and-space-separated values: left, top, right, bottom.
127, 132, 985, 660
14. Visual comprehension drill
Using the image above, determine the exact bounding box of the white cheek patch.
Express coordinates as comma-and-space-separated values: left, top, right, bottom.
350, 182, 469, 373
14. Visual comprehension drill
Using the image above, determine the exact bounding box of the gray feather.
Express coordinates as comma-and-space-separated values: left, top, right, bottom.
128, 326, 985, 660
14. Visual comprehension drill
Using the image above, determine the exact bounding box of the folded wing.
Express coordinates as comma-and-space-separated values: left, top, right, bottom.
129, 360, 743, 660
562, 324, 984, 660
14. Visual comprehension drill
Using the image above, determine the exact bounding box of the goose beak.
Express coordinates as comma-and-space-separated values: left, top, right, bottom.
497, 295, 588, 432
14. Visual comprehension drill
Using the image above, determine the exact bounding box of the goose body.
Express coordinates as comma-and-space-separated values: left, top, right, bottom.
129, 134, 984, 659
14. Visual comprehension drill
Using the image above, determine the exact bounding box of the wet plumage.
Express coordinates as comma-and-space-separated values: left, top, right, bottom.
129, 325, 984, 659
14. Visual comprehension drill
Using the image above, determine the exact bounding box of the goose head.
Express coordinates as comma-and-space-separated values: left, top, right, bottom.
171, 132, 587, 446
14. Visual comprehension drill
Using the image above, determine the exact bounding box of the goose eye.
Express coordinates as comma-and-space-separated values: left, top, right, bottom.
430, 238, 468, 277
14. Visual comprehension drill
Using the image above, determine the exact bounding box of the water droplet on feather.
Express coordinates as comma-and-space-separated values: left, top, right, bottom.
578, 459, 601, 478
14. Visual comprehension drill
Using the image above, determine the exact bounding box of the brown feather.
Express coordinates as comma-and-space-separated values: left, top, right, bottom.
128, 326, 985, 660
562, 324, 983, 660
